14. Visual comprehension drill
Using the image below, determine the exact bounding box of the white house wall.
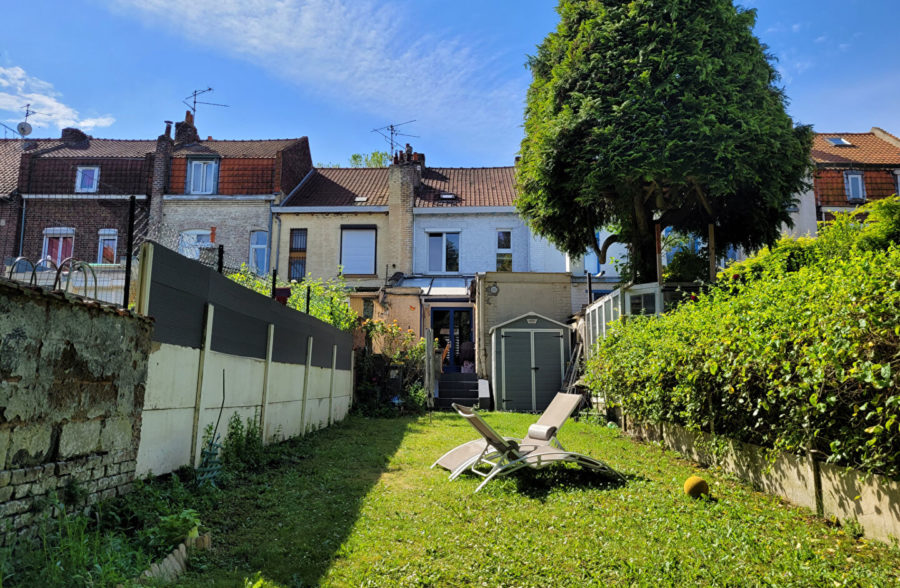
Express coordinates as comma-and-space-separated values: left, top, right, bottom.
413, 211, 570, 274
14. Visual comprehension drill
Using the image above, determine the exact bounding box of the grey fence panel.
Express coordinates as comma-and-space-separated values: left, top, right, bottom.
146, 241, 352, 369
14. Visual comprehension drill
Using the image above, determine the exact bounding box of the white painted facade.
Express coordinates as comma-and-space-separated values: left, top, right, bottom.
783, 188, 819, 238
412, 208, 610, 276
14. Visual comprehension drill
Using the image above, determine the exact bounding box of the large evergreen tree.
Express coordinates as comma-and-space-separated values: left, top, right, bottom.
516, 0, 814, 281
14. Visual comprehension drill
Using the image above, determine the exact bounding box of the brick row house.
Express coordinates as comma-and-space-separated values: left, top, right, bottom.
272, 151, 625, 377
788, 127, 900, 236
0, 113, 312, 284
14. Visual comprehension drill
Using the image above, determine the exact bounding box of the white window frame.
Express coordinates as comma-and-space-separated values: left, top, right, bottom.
42, 227, 75, 265
178, 229, 212, 260
496, 229, 512, 271
75, 166, 100, 193
97, 228, 118, 264
844, 170, 866, 203
249, 230, 268, 275
186, 159, 218, 195
427, 231, 461, 274
340, 226, 377, 275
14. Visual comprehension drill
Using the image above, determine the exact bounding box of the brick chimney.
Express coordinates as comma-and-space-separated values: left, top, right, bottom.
174, 110, 200, 144
148, 120, 174, 241
387, 155, 422, 275
61, 127, 89, 147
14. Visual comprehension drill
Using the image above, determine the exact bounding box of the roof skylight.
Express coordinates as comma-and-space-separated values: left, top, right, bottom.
827, 137, 852, 147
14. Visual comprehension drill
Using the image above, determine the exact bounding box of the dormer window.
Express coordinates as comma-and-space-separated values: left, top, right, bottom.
827, 137, 852, 147
844, 170, 866, 203
75, 167, 99, 193
186, 159, 218, 194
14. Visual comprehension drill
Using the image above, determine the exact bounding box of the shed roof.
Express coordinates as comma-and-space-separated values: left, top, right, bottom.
489, 312, 572, 334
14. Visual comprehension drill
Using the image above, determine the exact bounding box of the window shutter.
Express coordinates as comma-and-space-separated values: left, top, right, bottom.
340, 229, 376, 274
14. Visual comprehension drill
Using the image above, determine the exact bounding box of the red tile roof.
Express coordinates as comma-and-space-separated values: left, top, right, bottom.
0, 140, 24, 196
281, 166, 517, 208
812, 131, 900, 166
417, 167, 516, 207
282, 168, 390, 206
173, 139, 302, 159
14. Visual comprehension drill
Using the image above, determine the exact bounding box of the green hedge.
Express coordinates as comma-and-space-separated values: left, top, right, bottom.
585, 198, 900, 477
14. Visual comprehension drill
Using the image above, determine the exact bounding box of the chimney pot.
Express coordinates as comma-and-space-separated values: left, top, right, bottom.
185, 110, 194, 125
207, 136, 213, 141
164, 121, 173, 138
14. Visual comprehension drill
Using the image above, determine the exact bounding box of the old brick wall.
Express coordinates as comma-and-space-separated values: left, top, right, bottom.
19, 199, 149, 263
20, 157, 153, 196
0, 196, 22, 263
161, 199, 272, 267
275, 137, 312, 199
0, 277, 152, 543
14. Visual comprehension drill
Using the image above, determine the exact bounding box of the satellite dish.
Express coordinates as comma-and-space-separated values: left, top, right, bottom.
16, 122, 32, 137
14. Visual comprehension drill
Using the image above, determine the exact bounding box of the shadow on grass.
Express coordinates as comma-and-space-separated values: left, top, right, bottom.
181, 415, 413, 588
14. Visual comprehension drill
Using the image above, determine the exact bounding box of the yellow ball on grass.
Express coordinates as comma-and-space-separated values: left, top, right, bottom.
684, 475, 710, 499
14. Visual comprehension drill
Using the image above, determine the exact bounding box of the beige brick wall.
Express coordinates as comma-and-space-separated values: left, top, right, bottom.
388, 165, 416, 275
475, 272, 578, 379
274, 211, 389, 288
161, 200, 271, 269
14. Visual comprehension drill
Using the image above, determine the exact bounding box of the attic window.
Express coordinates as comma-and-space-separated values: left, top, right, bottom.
439, 193, 456, 200
354, 196, 368, 203
827, 137, 852, 147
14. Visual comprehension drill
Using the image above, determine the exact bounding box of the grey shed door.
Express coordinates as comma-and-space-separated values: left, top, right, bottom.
533, 331, 564, 410
502, 331, 534, 411
501, 328, 565, 411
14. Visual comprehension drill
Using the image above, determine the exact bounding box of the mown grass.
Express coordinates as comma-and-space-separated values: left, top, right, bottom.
177, 412, 900, 587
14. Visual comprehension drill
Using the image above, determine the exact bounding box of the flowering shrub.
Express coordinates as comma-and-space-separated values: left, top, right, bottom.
586, 197, 900, 477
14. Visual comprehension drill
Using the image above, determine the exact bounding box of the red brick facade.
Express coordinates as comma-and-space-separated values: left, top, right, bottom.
0, 196, 22, 262
168, 158, 279, 195
19, 156, 153, 195
815, 168, 899, 207
18, 199, 147, 263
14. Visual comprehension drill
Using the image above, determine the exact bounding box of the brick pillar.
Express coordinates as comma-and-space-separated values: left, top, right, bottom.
388, 163, 417, 276
148, 124, 174, 242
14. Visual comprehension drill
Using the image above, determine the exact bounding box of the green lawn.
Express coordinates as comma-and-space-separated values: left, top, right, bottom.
177, 412, 900, 586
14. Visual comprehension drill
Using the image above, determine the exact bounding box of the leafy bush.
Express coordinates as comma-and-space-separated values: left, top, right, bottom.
354, 319, 429, 416
222, 411, 265, 470
228, 266, 358, 331
585, 198, 900, 477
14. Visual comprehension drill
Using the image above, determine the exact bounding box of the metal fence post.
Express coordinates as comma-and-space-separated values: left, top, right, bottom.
271, 269, 277, 298
123, 194, 136, 307
217, 244, 224, 274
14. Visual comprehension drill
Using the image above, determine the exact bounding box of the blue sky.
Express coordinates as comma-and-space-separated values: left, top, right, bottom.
2, 1, 898, 167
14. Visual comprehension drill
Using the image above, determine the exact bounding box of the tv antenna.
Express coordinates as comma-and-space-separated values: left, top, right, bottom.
183, 88, 229, 116
372, 120, 418, 154
1, 103, 37, 138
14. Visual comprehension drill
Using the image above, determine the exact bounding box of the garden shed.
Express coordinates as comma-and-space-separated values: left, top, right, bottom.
489, 312, 572, 412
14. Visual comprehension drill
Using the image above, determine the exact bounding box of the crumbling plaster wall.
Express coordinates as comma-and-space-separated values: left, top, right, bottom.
0, 277, 152, 543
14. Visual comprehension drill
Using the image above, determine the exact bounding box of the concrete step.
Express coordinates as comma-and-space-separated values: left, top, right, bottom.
439, 372, 478, 382
435, 397, 483, 410
437, 382, 479, 396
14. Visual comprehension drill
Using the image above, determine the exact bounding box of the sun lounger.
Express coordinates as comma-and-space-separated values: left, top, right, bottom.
432, 397, 622, 492
430, 393, 585, 478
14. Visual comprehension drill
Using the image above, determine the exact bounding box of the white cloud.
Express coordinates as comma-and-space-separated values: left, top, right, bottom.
0, 66, 116, 132
791, 23, 802, 33
814, 35, 827, 43
104, 0, 524, 156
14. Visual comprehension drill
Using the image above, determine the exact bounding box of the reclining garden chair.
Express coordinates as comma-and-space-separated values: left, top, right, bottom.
431, 395, 622, 492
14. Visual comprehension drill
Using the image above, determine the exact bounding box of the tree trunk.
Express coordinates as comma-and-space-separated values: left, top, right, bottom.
631, 193, 658, 283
